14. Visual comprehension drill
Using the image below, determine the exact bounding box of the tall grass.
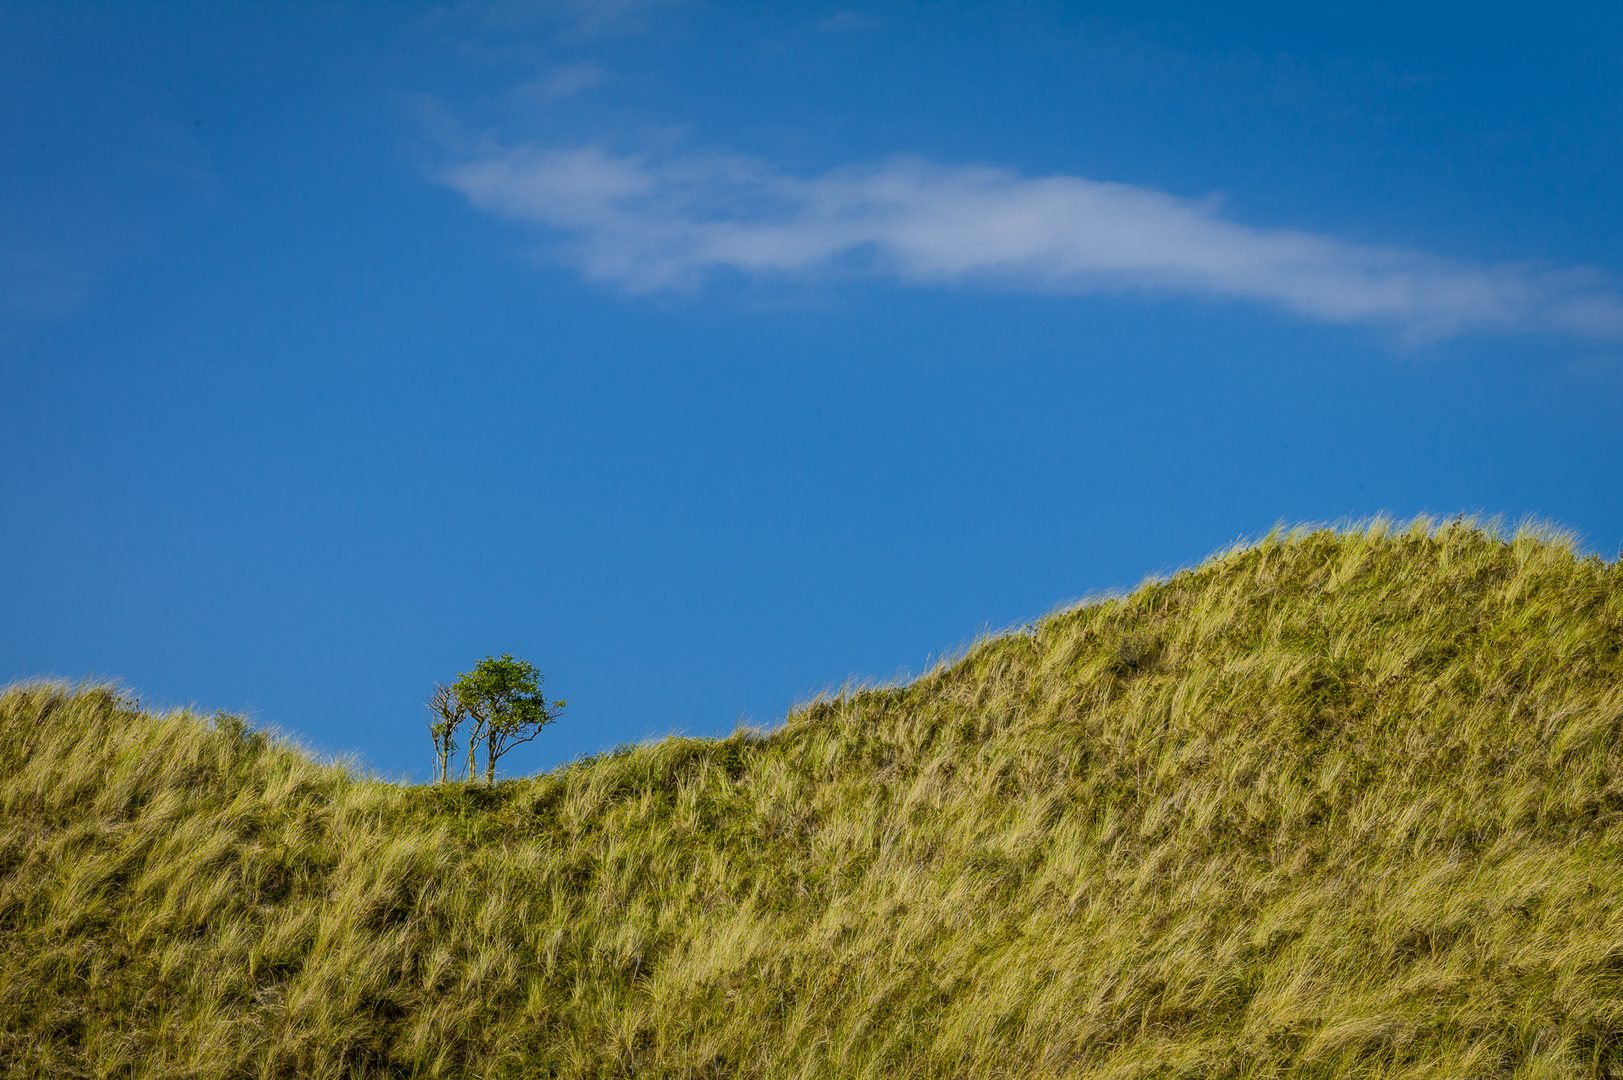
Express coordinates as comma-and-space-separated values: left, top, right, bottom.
4, 518, 1623, 1078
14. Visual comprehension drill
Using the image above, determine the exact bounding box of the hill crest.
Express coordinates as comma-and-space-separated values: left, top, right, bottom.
4, 518, 1622, 1079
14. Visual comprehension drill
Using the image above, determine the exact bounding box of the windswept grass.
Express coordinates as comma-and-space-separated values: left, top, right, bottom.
4, 518, 1623, 1079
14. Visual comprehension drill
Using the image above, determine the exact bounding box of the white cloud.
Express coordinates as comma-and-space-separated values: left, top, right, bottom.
443, 143, 1623, 340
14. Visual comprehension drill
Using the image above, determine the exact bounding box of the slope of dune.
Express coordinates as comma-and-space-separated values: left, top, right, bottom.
4, 519, 1622, 1079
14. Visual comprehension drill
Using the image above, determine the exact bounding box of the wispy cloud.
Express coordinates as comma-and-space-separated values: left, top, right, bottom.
511, 62, 608, 103
466, 0, 678, 41
820, 11, 880, 32
443, 143, 1623, 341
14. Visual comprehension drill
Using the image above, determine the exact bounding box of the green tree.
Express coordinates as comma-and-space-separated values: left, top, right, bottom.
452, 654, 565, 783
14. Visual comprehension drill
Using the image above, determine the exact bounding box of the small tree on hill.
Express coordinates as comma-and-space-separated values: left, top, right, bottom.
452, 654, 564, 783
426, 682, 466, 785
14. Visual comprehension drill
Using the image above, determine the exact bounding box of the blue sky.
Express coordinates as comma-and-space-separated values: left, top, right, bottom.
4, 1, 1621, 780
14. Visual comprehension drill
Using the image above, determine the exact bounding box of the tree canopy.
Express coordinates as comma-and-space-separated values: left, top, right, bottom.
448, 654, 564, 783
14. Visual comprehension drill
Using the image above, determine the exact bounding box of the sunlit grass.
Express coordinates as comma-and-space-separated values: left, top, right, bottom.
4, 517, 1622, 1078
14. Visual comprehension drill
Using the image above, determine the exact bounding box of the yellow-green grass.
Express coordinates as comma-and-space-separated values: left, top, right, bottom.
5, 518, 1623, 1079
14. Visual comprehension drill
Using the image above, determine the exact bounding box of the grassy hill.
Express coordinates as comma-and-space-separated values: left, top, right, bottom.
4, 519, 1623, 1079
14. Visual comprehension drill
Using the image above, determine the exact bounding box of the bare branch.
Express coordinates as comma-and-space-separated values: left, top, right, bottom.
426, 681, 468, 785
